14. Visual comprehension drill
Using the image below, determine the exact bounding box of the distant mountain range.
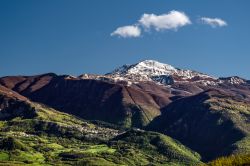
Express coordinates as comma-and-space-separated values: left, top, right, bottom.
0, 60, 249, 165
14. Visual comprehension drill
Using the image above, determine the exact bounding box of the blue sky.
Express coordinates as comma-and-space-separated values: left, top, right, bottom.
1, 0, 250, 79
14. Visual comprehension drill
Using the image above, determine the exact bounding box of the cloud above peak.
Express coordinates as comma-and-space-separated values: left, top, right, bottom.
111, 10, 191, 38
200, 17, 227, 27
111, 25, 141, 38
139, 10, 191, 31
111, 10, 228, 38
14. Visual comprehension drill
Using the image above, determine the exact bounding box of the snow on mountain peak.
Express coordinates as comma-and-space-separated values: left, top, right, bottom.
104, 59, 218, 86
79, 60, 247, 87
127, 60, 177, 76
109, 60, 177, 76
137, 60, 175, 70
80, 60, 248, 87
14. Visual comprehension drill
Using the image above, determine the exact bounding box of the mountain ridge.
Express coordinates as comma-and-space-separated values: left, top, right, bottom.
0, 59, 250, 164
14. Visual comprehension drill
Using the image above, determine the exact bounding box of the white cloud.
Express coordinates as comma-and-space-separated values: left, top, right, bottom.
200, 17, 227, 27
111, 25, 141, 38
138, 10, 191, 31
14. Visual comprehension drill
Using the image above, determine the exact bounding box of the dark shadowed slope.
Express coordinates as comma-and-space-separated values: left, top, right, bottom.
0, 85, 36, 120
148, 88, 250, 161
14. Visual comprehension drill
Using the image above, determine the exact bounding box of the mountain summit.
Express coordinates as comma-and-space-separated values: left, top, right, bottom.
105, 60, 248, 87
109, 60, 177, 76
105, 60, 250, 88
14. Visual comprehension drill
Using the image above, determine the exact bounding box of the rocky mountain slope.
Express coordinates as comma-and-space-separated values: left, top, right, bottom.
1, 60, 249, 127
0, 73, 173, 128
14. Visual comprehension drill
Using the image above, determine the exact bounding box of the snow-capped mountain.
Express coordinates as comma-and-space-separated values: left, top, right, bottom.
105, 60, 216, 85
80, 60, 248, 87
109, 60, 177, 76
